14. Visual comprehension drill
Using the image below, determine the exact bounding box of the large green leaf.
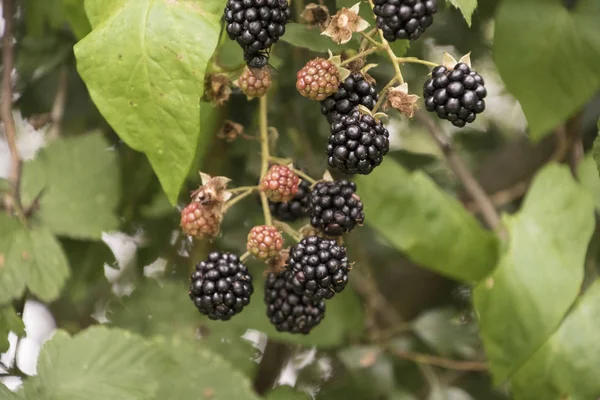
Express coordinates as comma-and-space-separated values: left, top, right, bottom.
0, 305, 25, 353
153, 336, 261, 400
20, 133, 120, 240
511, 280, 600, 399
473, 163, 595, 384
75, 0, 222, 204
21, 327, 166, 399
592, 119, 600, 177
447, 0, 477, 26
356, 160, 498, 282
493, 0, 600, 139
0, 215, 70, 304
282, 23, 345, 53
578, 154, 600, 211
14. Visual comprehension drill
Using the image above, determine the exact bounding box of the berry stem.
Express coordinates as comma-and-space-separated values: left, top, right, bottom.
259, 96, 273, 226
1, 0, 26, 225
223, 189, 255, 212
240, 251, 251, 262
396, 57, 439, 68
268, 156, 318, 184
340, 46, 381, 67
359, 31, 385, 49
386, 345, 488, 371
229, 185, 258, 193
274, 220, 302, 242
372, 76, 398, 114
367, 0, 404, 84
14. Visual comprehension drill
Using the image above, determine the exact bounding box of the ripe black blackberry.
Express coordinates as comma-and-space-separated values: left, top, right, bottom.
327, 111, 390, 175
309, 180, 364, 236
224, 0, 291, 68
265, 271, 326, 334
286, 236, 350, 300
373, 0, 437, 41
320, 73, 378, 124
269, 179, 311, 222
423, 62, 487, 128
189, 252, 253, 321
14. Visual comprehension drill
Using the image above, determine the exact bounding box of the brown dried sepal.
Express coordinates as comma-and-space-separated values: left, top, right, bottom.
321, 2, 369, 45
218, 120, 245, 142
265, 248, 290, 276
384, 83, 420, 119
301, 3, 330, 30
203, 73, 232, 106
191, 173, 232, 209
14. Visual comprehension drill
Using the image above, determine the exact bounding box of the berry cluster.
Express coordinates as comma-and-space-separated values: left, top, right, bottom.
321, 73, 379, 124
373, 0, 437, 41
224, 0, 291, 68
423, 63, 487, 127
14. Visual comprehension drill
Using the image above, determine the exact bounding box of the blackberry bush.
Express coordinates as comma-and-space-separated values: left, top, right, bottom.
309, 180, 365, 236
286, 235, 351, 300
224, 0, 292, 68
265, 271, 326, 334
189, 252, 253, 321
373, 0, 437, 41
423, 62, 487, 127
269, 179, 311, 222
327, 111, 390, 175
321, 73, 379, 124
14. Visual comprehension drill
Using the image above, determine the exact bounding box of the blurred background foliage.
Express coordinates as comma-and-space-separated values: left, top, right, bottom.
1, 0, 600, 399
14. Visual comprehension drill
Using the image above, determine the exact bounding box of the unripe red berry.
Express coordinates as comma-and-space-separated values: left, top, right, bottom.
260, 165, 300, 203
180, 202, 221, 240
246, 225, 284, 260
296, 58, 341, 101
236, 67, 272, 98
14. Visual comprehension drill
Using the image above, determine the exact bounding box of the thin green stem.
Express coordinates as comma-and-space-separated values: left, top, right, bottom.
367, 0, 404, 84
372, 77, 398, 113
223, 189, 254, 212
274, 221, 302, 242
267, 157, 318, 184
359, 31, 385, 49
397, 57, 439, 68
240, 251, 251, 262
229, 186, 258, 193
340, 46, 380, 67
259, 96, 273, 226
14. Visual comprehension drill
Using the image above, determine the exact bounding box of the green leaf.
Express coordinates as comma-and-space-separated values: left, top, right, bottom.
592, 119, 600, 176
281, 23, 345, 53
0, 305, 25, 353
0, 215, 70, 304
20, 133, 120, 240
75, 0, 222, 204
447, 0, 477, 26
154, 336, 261, 400
356, 160, 498, 282
266, 387, 310, 400
578, 154, 600, 211
493, 0, 600, 139
473, 163, 595, 384
24, 0, 65, 37
61, 0, 92, 39
511, 280, 600, 400
21, 326, 166, 399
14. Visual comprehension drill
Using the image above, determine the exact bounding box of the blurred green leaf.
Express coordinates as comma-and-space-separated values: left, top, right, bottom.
593, 120, 600, 177
21, 327, 166, 399
153, 336, 261, 400
493, 0, 600, 139
338, 346, 395, 394
24, 0, 65, 37
511, 280, 600, 399
356, 159, 498, 282
20, 133, 120, 239
282, 23, 345, 53
578, 154, 600, 211
75, 0, 222, 204
447, 0, 477, 26
61, 0, 92, 39
0, 305, 25, 353
428, 386, 475, 400
389, 389, 418, 400
0, 215, 70, 304
266, 386, 310, 400
387, 149, 438, 171
0, 384, 19, 398
473, 163, 595, 384
413, 308, 479, 359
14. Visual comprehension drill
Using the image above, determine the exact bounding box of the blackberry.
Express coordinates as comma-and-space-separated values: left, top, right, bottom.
423, 63, 487, 128
309, 180, 365, 236
180, 201, 221, 240
286, 236, 350, 300
189, 252, 253, 321
320, 73, 378, 124
224, 0, 291, 68
265, 271, 326, 334
269, 179, 311, 222
260, 164, 300, 203
327, 112, 390, 175
296, 57, 341, 101
246, 225, 284, 260
373, 0, 437, 42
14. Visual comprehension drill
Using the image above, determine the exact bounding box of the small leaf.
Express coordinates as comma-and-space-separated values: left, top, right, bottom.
473, 163, 595, 384
447, 0, 478, 26
75, 0, 223, 204
21, 326, 166, 399
511, 280, 600, 399
0, 215, 70, 304
493, 0, 600, 139
20, 132, 120, 239
0, 305, 25, 353
282, 23, 345, 52
356, 160, 498, 282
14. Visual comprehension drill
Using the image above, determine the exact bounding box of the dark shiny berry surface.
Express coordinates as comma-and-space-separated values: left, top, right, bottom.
269, 179, 311, 222
224, 0, 291, 67
423, 62, 487, 127
373, 0, 437, 42
327, 111, 390, 175
189, 252, 253, 321
265, 271, 325, 334
308, 180, 365, 236
286, 236, 350, 300
320, 73, 378, 124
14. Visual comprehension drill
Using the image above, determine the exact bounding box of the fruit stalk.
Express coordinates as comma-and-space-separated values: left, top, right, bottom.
259, 96, 273, 226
